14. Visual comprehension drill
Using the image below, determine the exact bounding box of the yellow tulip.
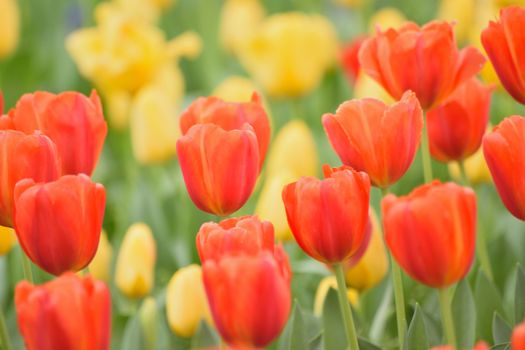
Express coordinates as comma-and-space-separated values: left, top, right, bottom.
448, 147, 492, 185
344, 209, 389, 291
115, 223, 156, 298
0, 0, 19, 58
368, 7, 406, 33
353, 72, 394, 103
220, 0, 265, 55
139, 297, 158, 349
0, 226, 16, 255
166, 264, 211, 338
238, 12, 338, 97
438, 0, 475, 43
113, 0, 174, 23
88, 231, 113, 282
212, 76, 260, 103
313, 276, 359, 317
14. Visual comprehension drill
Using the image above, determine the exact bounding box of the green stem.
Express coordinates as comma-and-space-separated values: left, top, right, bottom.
21, 252, 33, 284
333, 263, 360, 350
0, 310, 12, 350
438, 288, 457, 349
421, 115, 433, 183
457, 161, 468, 186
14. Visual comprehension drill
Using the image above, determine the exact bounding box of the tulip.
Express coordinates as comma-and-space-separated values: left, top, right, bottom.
448, 144, 492, 185
427, 78, 493, 163
219, 0, 265, 55
139, 297, 158, 350
202, 247, 291, 348
313, 276, 359, 316
359, 21, 485, 110
88, 231, 113, 282
382, 181, 476, 288
166, 264, 211, 337
5, 91, 107, 176
196, 215, 275, 262
177, 123, 260, 216
512, 321, 525, 350
0, 0, 19, 58
481, 6, 525, 105
0, 130, 60, 227
115, 223, 156, 298
15, 272, 111, 350
112, 0, 174, 23
340, 36, 367, 84
13, 174, 106, 275
238, 12, 338, 97
0, 226, 16, 255
323, 91, 423, 188
180, 94, 270, 164
212, 76, 260, 103
282, 165, 370, 264
483, 115, 525, 220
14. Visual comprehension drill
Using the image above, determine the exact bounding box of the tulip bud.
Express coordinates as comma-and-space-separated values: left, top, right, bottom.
166, 264, 211, 337
0, 0, 20, 58
313, 276, 359, 316
115, 223, 156, 298
0, 226, 16, 255
139, 297, 158, 350
88, 231, 113, 282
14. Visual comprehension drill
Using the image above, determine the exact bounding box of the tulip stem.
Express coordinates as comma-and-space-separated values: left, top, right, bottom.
438, 287, 457, 349
333, 263, 360, 350
21, 253, 33, 283
421, 116, 433, 183
457, 161, 468, 186
0, 310, 12, 350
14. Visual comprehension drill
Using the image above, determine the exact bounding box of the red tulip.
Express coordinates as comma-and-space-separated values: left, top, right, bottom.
196, 215, 275, 262
0, 130, 60, 227
481, 6, 525, 105
180, 94, 270, 165
202, 247, 291, 349
14, 174, 106, 275
359, 21, 485, 110
512, 321, 525, 350
15, 272, 111, 350
323, 90, 423, 188
382, 181, 476, 288
340, 36, 367, 84
282, 165, 370, 264
177, 123, 260, 216
483, 115, 525, 220
4, 90, 107, 175
427, 78, 492, 162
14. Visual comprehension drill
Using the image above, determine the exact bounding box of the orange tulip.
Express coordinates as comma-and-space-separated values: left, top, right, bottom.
427, 78, 493, 162
3, 90, 107, 175
512, 321, 525, 350
14, 174, 106, 275
482, 6, 525, 105
15, 272, 111, 350
340, 36, 367, 84
382, 181, 476, 288
323, 90, 423, 188
359, 21, 485, 110
483, 115, 525, 220
282, 165, 370, 264
0, 130, 60, 227
177, 123, 260, 216
180, 94, 270, 165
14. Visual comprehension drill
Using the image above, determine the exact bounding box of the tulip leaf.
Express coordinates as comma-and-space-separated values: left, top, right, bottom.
358, 337, 382, 350
191, 320, 220, 349
121, 316, 146, 350
452, 279, 476, 349
475, 270, 505, 343
277, 301, 308, 350
322, 287, 348, 350
490, 343, 511, 350
515, 264, 525, 325
492, 313, 512, 345
404, 303, 428, 350
308, 333, 323, 350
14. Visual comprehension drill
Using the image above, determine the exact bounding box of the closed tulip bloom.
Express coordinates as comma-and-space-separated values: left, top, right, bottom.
180, 95, 270, 164
382, 181, 476, 288
0, 130, 60, 227
512, 321, 525, 350
14, 174, 106, 275
0, 0, 19, 58
15, 273, 111, 350
483, 115, 525, 220
323, 91, 423, 188
482, 6, 525, 104
166, 264, 211, 337
5, 91, 107, 175
427, 78, 493, 162
202, 247, 291, 348
0, 226, 16, 255
359, 21, 485, 110
88, 231, 113, 282
115, 223, 156, 298
282, 165, 370, 264
177, 123, 260, 216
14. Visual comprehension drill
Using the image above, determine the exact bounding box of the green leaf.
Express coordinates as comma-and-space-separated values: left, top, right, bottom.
358, 337, 382, 350
404, 303, 428, 350
322, 287, 347, 350
490, 343, 511, 350
493, 313, 512, 345
121, 316, 146, 350
277, 301, 308, 350
452, 279, 476, 349
515, 264, 525, 325
308, 333, 323, 350
475, 270, 505, 343
191, 321, 220, 349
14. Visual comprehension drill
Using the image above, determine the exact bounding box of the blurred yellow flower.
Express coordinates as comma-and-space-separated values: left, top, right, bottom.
88, 231, 113, 282
0, 0, 20, 58
448, 147, 492, 185
220, 0, 265, 55
115, 223, 156, 298
333, 0, 365, 8
166, 264, 211, 338
438, 0, 475, 43
239, 12, 338, 97
313, 276, 359, 316
212, 76, 260, 103
0, 226, 16, 255
113, 0, 174, 23
353, 72, 394, 103
344, 209, 389, 291
368, 7, 406, 33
